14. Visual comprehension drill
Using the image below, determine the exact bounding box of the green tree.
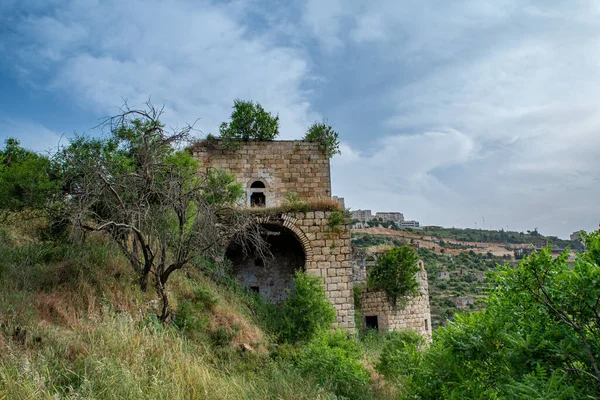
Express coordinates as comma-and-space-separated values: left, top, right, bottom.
279, 270, 336, 343
368, 245, 421, 306
303, 121, 340, 157
58, 103, 265, 320
390, 231, 600, 399
0, 138, 59, 212
219, 99, 279, 145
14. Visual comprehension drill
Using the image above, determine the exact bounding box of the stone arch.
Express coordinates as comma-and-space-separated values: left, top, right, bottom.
226, 216, 313, 303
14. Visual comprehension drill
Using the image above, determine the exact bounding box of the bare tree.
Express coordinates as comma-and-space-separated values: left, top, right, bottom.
57, 102, 267, 320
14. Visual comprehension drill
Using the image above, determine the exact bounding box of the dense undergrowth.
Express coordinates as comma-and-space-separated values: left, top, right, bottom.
0, 219, 396, 400
2, 217, 599, 399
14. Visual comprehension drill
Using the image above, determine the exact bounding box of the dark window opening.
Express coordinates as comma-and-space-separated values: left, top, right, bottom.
250, 286, 260, 293
424, 319, 428, 331
250, 180, 266, 188
254, 258, 263, 267
365, 315, 379, 331
250, 192, 266, 207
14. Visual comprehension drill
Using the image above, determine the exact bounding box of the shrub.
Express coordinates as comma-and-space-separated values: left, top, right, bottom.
297, 330, 371, 399
279, 271, 336, 343
303, 122, 340, 158
0, 138, 60, 212
376, 329, 424, 382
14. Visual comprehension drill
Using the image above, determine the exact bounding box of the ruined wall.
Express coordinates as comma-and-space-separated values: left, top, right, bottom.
239, 212, 355, 332
355, 257, 432, 339
192, 141, 331, 207
226, 224, 305, 304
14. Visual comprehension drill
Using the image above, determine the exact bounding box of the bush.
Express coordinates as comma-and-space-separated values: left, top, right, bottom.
303, 122, 340, 158
376, 329, 424, 382
279, 271, 336, 343
297, 330, 371, 399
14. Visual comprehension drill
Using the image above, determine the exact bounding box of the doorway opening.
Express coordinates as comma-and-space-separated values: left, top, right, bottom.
365, 315, 379, 331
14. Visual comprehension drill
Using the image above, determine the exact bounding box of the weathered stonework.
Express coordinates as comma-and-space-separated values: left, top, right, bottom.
192, 140, 353, 331
354, 254, 432, 339
225, 211, 354, 332
192, 140, 331, 207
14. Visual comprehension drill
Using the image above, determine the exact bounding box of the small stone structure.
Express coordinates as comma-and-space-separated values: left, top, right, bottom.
354, 254, 432, 339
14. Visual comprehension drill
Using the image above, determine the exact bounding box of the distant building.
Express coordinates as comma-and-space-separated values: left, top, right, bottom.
570, 230, 583, 241
375, 212, 404, 222
351, 209, 373, 223
399, 220, 420, 228
332, 196, 345, 209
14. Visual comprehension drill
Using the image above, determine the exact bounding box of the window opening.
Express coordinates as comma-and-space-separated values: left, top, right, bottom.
250, 192, 266, 207
250, 180, 265, 188
250, 286, 260, 293
365, 315, 379, 331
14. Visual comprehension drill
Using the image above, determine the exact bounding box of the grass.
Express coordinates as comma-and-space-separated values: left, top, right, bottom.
0, 216, 399, 400
242, 198, 343, 215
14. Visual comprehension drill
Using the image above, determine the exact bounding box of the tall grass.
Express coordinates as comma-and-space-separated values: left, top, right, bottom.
0, 311, 336, 399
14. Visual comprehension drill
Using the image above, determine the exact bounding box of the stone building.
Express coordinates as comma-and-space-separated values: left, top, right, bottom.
353, 251, 432, 339
193, 140, 331, 208
192, 140, 354, 331
192, 139, 431, 337
375, 212, 404, 222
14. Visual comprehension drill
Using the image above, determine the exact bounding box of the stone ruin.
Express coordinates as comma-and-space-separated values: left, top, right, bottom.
192, 140, 432, 336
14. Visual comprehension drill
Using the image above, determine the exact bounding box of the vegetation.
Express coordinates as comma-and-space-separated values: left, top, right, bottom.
303, 121, 341, 158
368, 245, 421, 306
278, 271, 336, 343
0, 138, 59, 212
421, 225, 584, 250
379, 232, 600, 398
55, 104, 265, 321
219, 99, 279, 148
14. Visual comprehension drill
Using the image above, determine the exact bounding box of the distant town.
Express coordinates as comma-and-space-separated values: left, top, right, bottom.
334, 196, 587, 242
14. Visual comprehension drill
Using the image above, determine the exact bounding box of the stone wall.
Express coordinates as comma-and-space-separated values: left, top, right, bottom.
226, 223, 305, 304
192, 141, 331, 207
355, 257, 432, 339
229, 211, 355, 332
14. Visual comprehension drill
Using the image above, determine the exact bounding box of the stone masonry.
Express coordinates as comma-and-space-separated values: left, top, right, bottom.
192, 140, 331, 207
354, 255, 432, 339
193, 140, 354, 331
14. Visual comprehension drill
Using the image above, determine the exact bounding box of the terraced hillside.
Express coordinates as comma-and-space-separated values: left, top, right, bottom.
351, 228, 582, 328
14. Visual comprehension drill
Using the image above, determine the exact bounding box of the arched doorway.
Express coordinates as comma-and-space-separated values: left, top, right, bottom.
225, 223, 306, 304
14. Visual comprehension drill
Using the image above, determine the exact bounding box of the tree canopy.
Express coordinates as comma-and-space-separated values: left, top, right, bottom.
367, 245, 421, 306
303, 121, 341, 158
0, 138, 59, 212
219, 99, 279, 143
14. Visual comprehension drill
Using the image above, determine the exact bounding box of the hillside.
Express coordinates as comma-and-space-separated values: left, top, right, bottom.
351, 227, 582, 328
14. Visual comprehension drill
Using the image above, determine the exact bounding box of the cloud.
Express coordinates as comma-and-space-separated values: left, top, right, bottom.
320, 1, 600, 236
4, 0, 319, 139
0, 118, 62, 154
2, 0, 599, 237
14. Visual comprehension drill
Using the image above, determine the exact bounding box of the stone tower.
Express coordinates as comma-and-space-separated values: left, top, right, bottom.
192, 140, 355, 331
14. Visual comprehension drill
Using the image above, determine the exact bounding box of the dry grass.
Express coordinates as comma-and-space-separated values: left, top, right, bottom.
243, 198, 343, 215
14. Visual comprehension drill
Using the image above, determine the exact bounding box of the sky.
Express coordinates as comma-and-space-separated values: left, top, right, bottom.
1, 0, 599, 239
